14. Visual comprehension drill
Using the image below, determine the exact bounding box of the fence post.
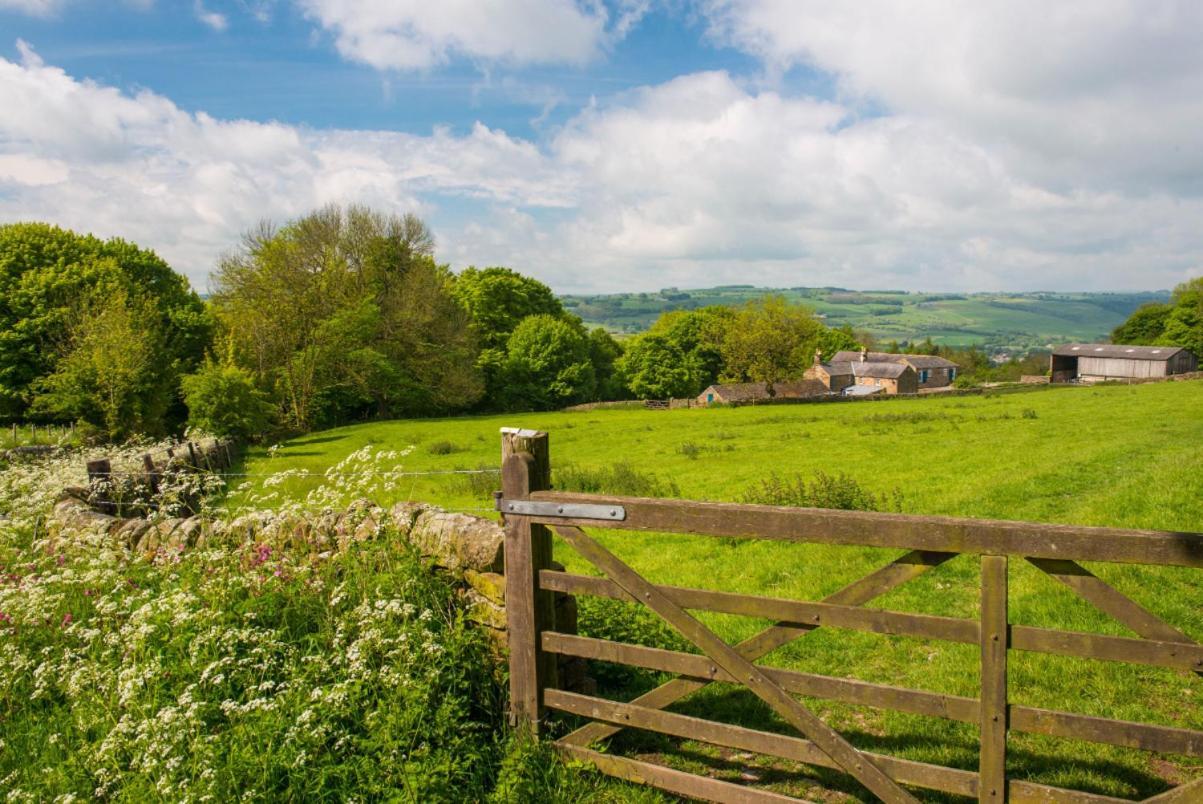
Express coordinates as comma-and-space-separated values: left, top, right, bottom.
86, 457, 114, 515
142, 454, 159, 494
501, 427, 556, 733
980, 555, 1009, 802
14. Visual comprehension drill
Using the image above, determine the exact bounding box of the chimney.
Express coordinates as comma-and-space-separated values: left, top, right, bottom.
860, 348, 867, 362
813, 349, 822, 367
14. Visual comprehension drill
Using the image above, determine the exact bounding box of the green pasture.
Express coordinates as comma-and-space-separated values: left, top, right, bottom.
228, 380, 1203, 801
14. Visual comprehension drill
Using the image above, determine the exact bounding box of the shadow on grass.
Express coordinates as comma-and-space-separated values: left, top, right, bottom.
563, 684, 1179, 802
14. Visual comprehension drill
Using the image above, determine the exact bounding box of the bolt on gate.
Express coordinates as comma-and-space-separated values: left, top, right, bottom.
497, 428, 1203, 803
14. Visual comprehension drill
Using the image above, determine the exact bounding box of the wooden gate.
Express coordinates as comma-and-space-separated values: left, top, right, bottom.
498, 428, 1203, 803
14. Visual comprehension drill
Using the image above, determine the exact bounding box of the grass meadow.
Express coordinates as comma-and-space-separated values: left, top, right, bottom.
224, 380, 1203, 801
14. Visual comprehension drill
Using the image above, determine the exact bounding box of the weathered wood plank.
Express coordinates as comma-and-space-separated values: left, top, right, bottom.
548, 688, 978, 797
980, 555, 1009, 803
1142, 777, 1203, 802
555, 741, 806, 803
560, 550, 954, 748
529, 491, 1203, 568
547, 690, 1134, 804
554, 525, 920, 804
541, 569, 978, 641
1027, 558, 1196, 644
540, 570, 1203, 671
546, 632, 1203, 758
500, 428, 556, 732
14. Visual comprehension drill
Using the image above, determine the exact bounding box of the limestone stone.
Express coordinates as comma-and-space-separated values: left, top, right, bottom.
464, 570, 505, 604
406, 508, 504, 573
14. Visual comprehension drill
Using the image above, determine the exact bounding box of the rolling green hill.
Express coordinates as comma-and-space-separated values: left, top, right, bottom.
562, 286, 1170, 354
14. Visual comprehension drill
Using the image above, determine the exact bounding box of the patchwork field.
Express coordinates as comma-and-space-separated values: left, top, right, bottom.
228, 380, 1203, 801
564, 285, 1170, 354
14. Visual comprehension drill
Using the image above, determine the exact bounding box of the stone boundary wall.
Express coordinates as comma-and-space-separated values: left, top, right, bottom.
49, 490, 590, 692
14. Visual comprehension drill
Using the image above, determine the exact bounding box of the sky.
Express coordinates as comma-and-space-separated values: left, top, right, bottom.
2, 1, 1203, 295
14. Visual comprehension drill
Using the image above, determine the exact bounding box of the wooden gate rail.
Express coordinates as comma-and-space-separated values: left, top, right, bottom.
498, 429, 1203, 803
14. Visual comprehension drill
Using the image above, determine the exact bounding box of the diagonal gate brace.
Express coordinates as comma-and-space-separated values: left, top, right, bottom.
554, 524, 920, 804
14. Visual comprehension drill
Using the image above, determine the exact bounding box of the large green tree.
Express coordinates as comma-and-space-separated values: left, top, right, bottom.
719, 296, 827, 384
32, 287, 171, 439
211, 205, 481, 430
451, 267, 567, 405
501, 315, 595, 410
616, 333, 701, 399
0, 222, 209, 422
1110, 277, 1203, 358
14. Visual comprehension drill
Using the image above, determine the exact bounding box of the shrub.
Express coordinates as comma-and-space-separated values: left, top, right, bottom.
1022, 408, 1039, 419
426, 440, 463, 455
741, 470, 903, 512
554, 461, 681, 498
181, 358, 275, 440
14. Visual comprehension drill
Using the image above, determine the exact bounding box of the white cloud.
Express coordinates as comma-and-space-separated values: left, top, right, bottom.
2, 44, 1202, 295
699, 1, 1203, 195
293, 0, 611, 70
194, 1, 228, 31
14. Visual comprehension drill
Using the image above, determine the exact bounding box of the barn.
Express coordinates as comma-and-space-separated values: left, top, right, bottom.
1050, 344, 1198, 383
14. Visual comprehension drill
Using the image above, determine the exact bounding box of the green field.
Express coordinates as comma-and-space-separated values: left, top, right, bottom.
229, 381, 1203, 801
563, 286, 1170, 354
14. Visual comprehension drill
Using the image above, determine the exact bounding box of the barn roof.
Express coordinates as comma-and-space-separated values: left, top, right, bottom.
1052, 343, 1185, 361
830, 350, 958, 369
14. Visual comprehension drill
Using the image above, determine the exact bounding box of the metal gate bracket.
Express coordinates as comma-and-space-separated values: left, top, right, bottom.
494, 496, 626, 522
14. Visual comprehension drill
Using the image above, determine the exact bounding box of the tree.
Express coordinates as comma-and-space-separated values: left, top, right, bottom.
617, 333, 701, 399
502, 315, 595, 410
1109, 277, 1203, 358
211, 205, 481, 430
32, 287, 170, 440
1159, 278, 1203, 357
644, 307, 732, 391
588, 328, 625, 400
451, 267, 566, 404
1111, 303, 1172, 344
0, 222, 209, 422
719, 296, 826, 384
181, 357, 276, 440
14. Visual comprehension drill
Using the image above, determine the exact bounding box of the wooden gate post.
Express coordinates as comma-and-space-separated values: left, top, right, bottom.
501, 427, 556, 732
980, 554, 1009, 802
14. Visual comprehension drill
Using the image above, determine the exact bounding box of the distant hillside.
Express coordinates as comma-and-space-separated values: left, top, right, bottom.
561, 286, 1171, 353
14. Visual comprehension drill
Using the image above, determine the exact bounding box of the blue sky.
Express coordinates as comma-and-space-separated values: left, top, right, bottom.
2, 1, 1203, 294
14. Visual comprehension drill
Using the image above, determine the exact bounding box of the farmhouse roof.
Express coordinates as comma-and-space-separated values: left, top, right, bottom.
824, 361, 910, 379
830, 350, 958, 370
703, 380, 828, 402
1051, 343, 1186, 361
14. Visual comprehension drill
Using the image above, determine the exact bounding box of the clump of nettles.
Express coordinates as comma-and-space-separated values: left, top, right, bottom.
741, 470, 903, 512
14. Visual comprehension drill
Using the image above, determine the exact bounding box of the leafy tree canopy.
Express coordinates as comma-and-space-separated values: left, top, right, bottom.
0, 222, 209, 421
451, 267, 565, 352
502, 314, 595, 410
211, 205, 481, 430
1110, 276, 1203, 358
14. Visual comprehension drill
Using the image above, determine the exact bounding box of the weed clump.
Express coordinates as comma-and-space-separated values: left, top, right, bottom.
741, 470, 903, 512
427, 440, 463, 455
554, 462, 681, 498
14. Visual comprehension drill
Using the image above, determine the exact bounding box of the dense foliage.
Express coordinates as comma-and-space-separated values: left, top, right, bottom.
0, 222, 209, 433
210, 206, 482, 430
180, 357, 276, 441
615, 296, 861, 399
1112, 276, 1203, 357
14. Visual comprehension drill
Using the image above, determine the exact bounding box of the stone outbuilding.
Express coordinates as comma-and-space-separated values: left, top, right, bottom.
697, 379, 829, 406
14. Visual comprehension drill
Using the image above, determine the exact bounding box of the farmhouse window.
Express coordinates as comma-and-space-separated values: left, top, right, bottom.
920, 370, 929, 383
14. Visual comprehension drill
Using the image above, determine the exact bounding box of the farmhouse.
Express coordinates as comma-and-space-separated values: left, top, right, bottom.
697, 379, 828, 406
806, 349, 925, 395
828, 349, 959, 389
1050, 343, 1199, 383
